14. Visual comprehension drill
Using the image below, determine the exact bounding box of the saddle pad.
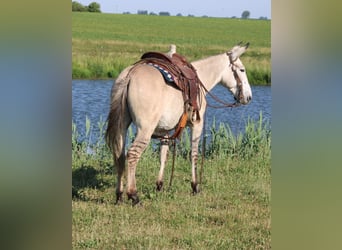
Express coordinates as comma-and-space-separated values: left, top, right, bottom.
147, 62, 175, 83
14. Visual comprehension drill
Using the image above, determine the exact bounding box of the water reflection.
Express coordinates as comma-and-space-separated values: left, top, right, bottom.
72, 80, 271, 143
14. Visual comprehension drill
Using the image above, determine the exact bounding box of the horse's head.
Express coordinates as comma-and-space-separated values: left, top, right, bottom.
221, 42, 252, 105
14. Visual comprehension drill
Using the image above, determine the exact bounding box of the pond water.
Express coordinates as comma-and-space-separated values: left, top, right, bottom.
72, 80, 271, 143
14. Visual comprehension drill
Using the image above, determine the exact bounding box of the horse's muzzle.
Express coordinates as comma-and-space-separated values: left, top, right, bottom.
235, 95, 252, 105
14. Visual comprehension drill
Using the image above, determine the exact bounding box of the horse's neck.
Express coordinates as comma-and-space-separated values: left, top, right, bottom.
191, 53, 228, 91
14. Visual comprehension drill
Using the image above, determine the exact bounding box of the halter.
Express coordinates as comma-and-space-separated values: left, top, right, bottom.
230, 62, 244, 103
199, 54, 244, 109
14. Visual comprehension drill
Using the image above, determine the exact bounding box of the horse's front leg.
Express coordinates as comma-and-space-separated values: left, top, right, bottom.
156, 138, 169, 191
190, 123, 203, 194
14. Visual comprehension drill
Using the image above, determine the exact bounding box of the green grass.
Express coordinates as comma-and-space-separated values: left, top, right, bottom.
72, 13, 271, 85
72, 114, 271, 249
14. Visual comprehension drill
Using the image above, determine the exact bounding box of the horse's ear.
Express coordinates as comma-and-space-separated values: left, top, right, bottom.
227, 42, 249, 62
245, 42, 250, 49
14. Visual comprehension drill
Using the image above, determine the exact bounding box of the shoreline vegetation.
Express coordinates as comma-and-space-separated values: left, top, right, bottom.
72, 13, 271, 85
72, 114, 271, 248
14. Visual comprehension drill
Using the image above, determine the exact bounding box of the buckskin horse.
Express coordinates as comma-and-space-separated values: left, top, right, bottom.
106, 42, 252, 205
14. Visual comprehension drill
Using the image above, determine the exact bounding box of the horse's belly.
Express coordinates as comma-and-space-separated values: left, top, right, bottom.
157, 111, 182, 130
156, 85, 184, 127
152, 102, 183, 136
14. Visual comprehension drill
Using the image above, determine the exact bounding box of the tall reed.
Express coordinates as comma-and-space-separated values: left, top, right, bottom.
72, 112, 270, 167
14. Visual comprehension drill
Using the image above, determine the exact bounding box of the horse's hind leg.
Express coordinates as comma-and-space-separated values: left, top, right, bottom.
126, 131, 151, 205
113, 117, 131, 204
156, 138, 169, 191
115, 152, 125, 204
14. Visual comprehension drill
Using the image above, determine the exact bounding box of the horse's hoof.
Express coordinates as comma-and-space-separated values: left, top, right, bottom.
191, 182, 200, 195
115, 192, 124, 205
115, 200, 123, 205
127, 193, 141, 206
156, 181, 163, 191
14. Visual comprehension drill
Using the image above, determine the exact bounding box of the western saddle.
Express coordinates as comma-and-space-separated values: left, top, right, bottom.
134, 50, 203, 139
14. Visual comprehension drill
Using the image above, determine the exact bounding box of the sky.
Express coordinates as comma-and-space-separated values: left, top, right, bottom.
76, 0, 271, 19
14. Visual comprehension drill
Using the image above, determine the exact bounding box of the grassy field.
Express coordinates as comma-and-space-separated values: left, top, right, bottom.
72, 115, 271, 249
72, 13, 271, 85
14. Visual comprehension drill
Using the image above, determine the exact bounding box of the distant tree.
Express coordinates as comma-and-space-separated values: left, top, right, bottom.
241, 10, 250, 19
259, 16, 268, 20
123, 11, 131, 15
88, 2, 101, 12
137, 10, 148, 15
159, 11, 170, 16
72, 1, 87, 12
149, 12, 157, 15
231, 16, 237, 19
188, 14, 194, 17
176, 13, 183, 17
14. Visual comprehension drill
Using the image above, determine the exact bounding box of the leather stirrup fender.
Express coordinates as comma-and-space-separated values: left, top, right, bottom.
171, 112, 188, 139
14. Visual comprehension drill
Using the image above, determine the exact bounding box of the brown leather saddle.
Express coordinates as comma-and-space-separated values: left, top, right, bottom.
135, 52, 202, 136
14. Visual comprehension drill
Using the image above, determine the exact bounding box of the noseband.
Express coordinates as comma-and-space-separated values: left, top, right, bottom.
230, 63, 244, 103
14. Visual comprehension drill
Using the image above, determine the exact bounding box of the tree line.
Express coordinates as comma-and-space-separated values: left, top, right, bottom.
72, 4, 267, 20
134, 10, 267, 19
72, 1, 101, 13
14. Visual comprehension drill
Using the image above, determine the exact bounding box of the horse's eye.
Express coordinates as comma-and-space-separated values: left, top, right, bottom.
240, 69, 245, 72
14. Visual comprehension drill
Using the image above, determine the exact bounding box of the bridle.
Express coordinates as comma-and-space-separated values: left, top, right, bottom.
198, 54, 244, 109
230, 62, 244, 103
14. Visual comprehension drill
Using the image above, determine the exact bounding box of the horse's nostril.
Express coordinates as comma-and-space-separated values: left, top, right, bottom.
247, 96, 252, 102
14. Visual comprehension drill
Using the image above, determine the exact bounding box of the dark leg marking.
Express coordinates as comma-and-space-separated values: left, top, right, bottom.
156, 181, 164, 191
115, 191, 123, 205
191, 181, 200, 195
127, 192, 141, 206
